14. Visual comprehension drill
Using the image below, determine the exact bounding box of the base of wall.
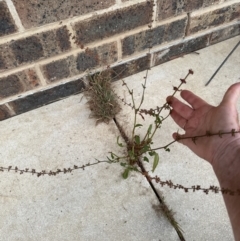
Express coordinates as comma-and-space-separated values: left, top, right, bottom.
0, 21, 239, 121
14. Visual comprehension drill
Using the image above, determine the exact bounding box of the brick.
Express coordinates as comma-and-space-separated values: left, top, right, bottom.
38, 26, 71, 57
230, 3, 240, 21
210, 23, 240, 44
42, 59, 70, 83
56, 26, 71, 51
110, 55, 151, 82
9, 79, 85, 115
157, 0, 180, 20
153, 34, 210, 66
87, 54, 151, 86
164, 17, 187, 42
12, 0, 115, 29
41, 42, 118, 82
0, 75, 23, 98
203, 0, 219, 8
157, 0, 220, 21
10, 36, 44, 64
0, 55, 6, 70
122, 17, 187, 57
0, 105, 11, 121
73, 1, 153, 45
77, 49, 99, 72
76, 42, 118, 72
189, 3, 240, 34
0, 69, 41, 99
0, 26, 71, 70
0, 2, 17, 37
0, 43, 17, 72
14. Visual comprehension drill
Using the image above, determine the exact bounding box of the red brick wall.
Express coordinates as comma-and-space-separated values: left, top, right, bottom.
0, 0, 239, 120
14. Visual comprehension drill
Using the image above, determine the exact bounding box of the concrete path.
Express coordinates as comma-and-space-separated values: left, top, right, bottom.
0, 36, 239, 240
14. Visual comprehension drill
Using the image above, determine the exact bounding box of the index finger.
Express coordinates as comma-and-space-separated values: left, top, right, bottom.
181, 90, 208, 109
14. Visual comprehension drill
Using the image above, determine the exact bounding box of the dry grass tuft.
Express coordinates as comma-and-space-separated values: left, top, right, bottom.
85, 70, 121, 125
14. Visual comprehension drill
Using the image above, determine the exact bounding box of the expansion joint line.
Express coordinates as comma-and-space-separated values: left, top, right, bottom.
112, 117, 185, 241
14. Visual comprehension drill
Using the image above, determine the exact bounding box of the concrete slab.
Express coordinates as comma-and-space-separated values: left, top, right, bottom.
0, 93, 179, 240
113, 36, 240, 240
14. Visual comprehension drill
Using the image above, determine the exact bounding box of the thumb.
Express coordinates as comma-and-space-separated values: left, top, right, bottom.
221, 82, 240, 106
172, 132, 189, 146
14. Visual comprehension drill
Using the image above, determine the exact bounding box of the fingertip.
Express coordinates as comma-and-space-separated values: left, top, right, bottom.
222, 82, 240, 106
172, 132, 178, 140
180, 89, 191, 98
173, 132, 185, 143
166, 96, 172, 104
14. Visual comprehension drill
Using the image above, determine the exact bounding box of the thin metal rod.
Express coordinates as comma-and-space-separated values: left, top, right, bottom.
205, 40, 240, 86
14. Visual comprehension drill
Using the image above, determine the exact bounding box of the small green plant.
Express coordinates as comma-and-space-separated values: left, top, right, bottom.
107, 69, 193, 179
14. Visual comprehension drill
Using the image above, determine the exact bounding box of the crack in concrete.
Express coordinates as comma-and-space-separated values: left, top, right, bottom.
113, 117, 185, 241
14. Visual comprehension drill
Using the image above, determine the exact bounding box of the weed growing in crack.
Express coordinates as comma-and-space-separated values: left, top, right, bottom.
107, 70, 194, 178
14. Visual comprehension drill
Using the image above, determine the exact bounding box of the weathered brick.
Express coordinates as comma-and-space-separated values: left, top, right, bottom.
0, 26, 71, 70
110, 55, 151, 82
202, 0, 219, 8
210, 23, 240, 44
42, 59, 70, 83
157, 0, 179, 20
25, 69, 42, 88
87, 54, 151, 86
189, 3, 240, 34
56, 26, 71, 51
0, 75, 23, 98
164, 17, 187, 42
11, 36, 44, 64
41, 42, 118, 82
12, 0, 115, 29
0, 43, 17, 72
153, 34, 210, 66
0, 105, 11, 121
0, 69, 41, 99
0, 2, 17, 37
122, 17, 187, 57
0, 56, 5, 70
77, 49, 99, 72
157, 0, 220, 21
230, 3, 240, 21
9, 79, 85, 115
73, 1, 153, 45
122, 29, 158, 56
76, 42, 118, 72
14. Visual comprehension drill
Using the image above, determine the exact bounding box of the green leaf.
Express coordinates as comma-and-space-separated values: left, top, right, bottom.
111, 152, 114, 159
155, 115, 162, 125
148, 151, 155, 156
120, 162, 126, 167
165, 147, 170, 152
152, 153, 159, 172
143, 156, 149, 162
128, 150, 135, 160
117, 136, 124, 147
107, 156, 113, 162
135, 124, 143, 128
122, 168, 129, 179
147, 124, 153, 135
134, 135, 140, 144
141, 145, 150, 154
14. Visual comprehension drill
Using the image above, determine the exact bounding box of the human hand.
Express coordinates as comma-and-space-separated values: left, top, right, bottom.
166, 83, 240, 168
